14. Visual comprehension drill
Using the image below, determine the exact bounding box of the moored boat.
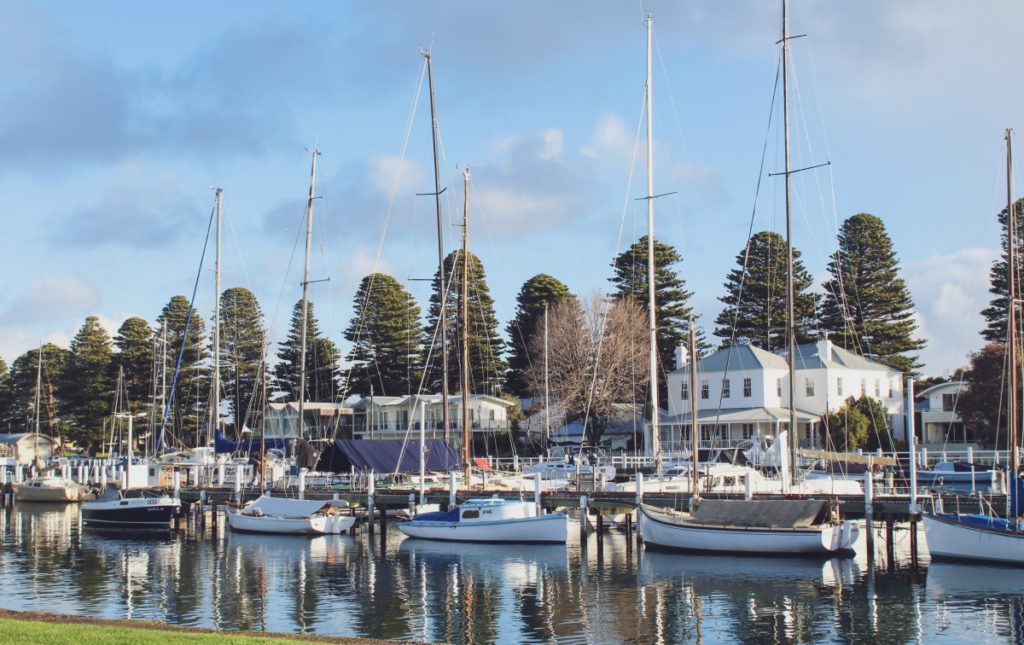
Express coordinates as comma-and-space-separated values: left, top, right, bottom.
16, 475, 95, 502
398, 498, 567, 544
922, 512, 1024, 565
82, 487, 180, 531
225, 494, 356, 535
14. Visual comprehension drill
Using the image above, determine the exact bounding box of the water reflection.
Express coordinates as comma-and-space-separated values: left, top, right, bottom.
2, 506, 1023, 643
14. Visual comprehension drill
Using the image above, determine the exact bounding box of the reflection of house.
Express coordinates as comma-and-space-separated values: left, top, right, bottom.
264, 402, 353, 439
661, 339, 904, 454
350, 394, 512, 440
0, 433, 56, 465
915, 381, 968, 445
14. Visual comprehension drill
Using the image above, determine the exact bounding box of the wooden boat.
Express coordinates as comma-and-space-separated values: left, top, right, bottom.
225, 494, 355, 535
638, 499, 858, 555
398, 498, 567, 544
15, 475, 94, 502
82, 487, 180, 531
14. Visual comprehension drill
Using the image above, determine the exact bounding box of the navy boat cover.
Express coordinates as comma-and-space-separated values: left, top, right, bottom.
315, 439, 460, 473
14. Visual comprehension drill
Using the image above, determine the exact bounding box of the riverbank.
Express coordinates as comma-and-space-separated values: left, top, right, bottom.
0, 609, 410, 644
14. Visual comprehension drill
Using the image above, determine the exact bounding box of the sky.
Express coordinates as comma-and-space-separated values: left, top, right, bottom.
0, 0, 1021, 379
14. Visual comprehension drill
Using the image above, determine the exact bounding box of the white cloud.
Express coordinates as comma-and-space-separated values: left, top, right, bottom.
0, 275, 100, 326
581, 115, 634, 166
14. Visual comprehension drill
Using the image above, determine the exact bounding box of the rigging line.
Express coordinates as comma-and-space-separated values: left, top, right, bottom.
157, 199, 216, 454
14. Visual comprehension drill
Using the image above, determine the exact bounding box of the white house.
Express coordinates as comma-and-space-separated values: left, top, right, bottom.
661, 339, 904, 453
351, 394, 513, 440
916, 381, 968, 446
263, 402, 353, 439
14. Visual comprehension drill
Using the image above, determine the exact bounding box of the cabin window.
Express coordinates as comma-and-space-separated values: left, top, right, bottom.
722, 379, 731, 398
462, 509, 480, 519
836, 377, 843, 397
743, 378, 752, 397
701, 380, 709, 400
777, 378, 783, 398
805, 378, 815, 397
681, 381, 689, 401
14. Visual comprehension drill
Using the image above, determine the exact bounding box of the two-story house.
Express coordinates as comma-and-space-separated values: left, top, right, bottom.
660, 338, 904, 453
350, 394, 513, 440
915, 381, 969, 446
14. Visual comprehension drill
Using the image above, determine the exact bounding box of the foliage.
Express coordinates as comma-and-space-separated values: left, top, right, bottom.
218, 287, 267, 435
156, 295, 208, 448
526, 293, 648, 447
59, 316, 115, 448
4, 345, 69, 435
113, 317, 154, 415
713, 230, 818, 350
505, 273, 574, 398
957, 342, 1010, 448
820, 213, 925, 377
273, 300, 340, 403
344, 273, 425, 397
981, 198, 1024, 342
424, 250, 507, 396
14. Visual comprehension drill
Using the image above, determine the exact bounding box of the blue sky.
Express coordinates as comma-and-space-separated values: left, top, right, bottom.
0, 1, 1020, 378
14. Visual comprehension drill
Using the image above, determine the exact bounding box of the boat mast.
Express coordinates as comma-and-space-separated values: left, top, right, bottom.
34, 343, 42, 439
461, 167, 472, 484
645, 12, 662, 475
1007, 128, 1019, 474
298, 149, 320, 443
212, 188, 222, 446
544, 304, 550, 455
689, 316, 700, 498
782, 0, 799, 485
424, 52, 451, 444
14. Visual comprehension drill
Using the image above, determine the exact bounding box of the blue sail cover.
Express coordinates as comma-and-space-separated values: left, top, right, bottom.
316, 439, 460, 473
214, 431, 290, 454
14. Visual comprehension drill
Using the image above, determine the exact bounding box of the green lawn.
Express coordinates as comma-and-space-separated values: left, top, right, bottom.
0, 617, 378, 644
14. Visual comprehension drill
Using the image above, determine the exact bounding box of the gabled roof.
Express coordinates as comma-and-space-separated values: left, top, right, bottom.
675, 344, 788, 374
352, 394, 513, 409
786, 342, 891, 372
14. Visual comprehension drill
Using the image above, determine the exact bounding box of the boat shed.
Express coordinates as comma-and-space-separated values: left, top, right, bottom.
0, 433, 56, 465
315, 439, 460, 473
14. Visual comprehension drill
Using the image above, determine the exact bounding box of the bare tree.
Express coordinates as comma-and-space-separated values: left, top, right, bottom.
527, 292, 649, 446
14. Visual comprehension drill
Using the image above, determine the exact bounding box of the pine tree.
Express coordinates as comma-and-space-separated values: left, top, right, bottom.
156, 295, 208, 448
820, 213, 925, 376
218, 287, 267, 434
505, 274, 574, 398
59, 316, 114, 448
6, 344, 69, 436
0, 357, 11, 433
274, 300, 340, 402
981, 198, 1024, 342
424, 250, 507, 396
343, 273, 425, 397
113, 317, 154, 415
714, 230, 819, 350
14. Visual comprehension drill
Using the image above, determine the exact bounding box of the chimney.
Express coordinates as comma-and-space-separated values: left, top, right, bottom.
816, 337, 832, 362
675, 343, 689, 369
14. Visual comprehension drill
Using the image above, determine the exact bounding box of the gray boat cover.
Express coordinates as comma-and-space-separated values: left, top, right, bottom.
689, 499, 831, 529
246, 494, 330, 518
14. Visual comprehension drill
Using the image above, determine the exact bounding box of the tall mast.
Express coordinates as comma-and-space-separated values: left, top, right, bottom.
461, 168, 472, 483
1007, 128, 1018, 473
782, 0, 799, 485
298, 149, 320, 442
425, 52, 451, 443
645, 12, 662, 474
688, 316, 700, 497
34, 343, 42, 438
212, 188, 222, 445
544, 304, 550, 455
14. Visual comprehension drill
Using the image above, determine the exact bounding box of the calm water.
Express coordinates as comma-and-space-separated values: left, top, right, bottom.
1, 502, 1022, 644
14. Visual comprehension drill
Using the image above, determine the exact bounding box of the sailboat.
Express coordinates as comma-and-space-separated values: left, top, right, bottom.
637, 6, 858, 555
922, 129, 1024, 564
16, 346, 95, 503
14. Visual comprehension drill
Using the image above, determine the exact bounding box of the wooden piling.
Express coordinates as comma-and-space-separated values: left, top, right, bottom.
885, 520, 895, 573
910, 518, 919, 572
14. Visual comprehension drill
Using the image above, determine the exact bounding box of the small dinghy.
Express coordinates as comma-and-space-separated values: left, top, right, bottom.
225, 494, 356, 535
398, 498, 567, 544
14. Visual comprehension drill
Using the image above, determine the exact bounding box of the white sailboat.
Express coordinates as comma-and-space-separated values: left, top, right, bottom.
922, 129, 1024, 564
398, 497, 566, 544
226, 494, 355, 535
636, 6, 858, 555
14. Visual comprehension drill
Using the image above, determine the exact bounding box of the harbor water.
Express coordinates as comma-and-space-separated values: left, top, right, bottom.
1, 502, 1022, 643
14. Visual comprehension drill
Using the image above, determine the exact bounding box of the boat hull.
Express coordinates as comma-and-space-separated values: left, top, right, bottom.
16, 479, 94, 503
923, 513, 1024, 565
398, 513, 568, 544
82, 497, 180, 530
225, 509, 356, 535
638, 505, 857, 555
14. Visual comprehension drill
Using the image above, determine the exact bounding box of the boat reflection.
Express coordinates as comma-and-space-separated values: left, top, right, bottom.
926, 561, 1024, 642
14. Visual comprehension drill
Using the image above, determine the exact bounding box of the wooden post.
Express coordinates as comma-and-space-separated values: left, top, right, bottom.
885, 520, 895, 573
864, 470, 875, 560
580, 495, 588, 543
910, 517, 919, 572
367, 470, 376, 536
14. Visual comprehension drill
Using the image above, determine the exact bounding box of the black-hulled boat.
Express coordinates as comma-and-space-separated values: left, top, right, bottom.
82, 487, 180, 531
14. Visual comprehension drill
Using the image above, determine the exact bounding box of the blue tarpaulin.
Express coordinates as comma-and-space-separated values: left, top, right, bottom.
315, 439, 460, 473
214, 431, 290, 455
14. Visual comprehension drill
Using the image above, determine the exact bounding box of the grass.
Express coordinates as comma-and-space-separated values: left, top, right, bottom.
0, 612, 398, 644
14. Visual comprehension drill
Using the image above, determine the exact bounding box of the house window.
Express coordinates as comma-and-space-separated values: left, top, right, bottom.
681, 425, 691, 441
805, 377, 815, 397
742, 423, 755, 440
889, 380, 896, 398
874, 380, 881, 398
489, 409, 496, 420
700, 424, 714, 441
804, 424, 814, 440
836, 377, 843, 397
701, 380, 709, 400
722, 379, 731, 398
777, 378, 783, 398
861, 378, 867, 397
681, 381, 689, 400
942, 393, 956, 412
743, 378, 752, 397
